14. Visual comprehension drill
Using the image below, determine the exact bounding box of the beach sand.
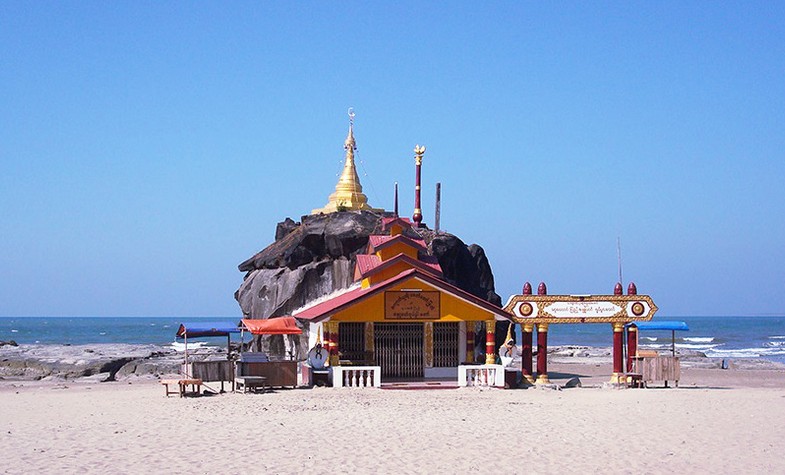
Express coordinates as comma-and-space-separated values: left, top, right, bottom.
2, 363, 784, 474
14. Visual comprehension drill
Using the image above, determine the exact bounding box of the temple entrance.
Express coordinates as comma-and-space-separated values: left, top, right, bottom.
374, 323, 424, 379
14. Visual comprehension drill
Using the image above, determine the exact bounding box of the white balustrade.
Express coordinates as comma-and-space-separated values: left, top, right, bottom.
331, 366, 381, 388
458, 364, 505, 388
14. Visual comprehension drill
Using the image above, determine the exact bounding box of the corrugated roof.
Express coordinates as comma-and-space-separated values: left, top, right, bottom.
381, 217, 412, 231
368, 234, 427, 253
356, 252, 443, 279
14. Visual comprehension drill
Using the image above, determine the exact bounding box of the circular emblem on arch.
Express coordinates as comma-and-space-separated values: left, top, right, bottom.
518, 302, 534, 317
631, 302, 645, 316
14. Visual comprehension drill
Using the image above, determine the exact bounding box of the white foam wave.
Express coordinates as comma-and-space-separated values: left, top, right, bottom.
765, 341, 785, 347
643, 337, 657, 342
99, 332, 107, 336
770, 336, 785, 340
11, 329, 18, 333
704, 347, 785, 358
676, 343, 719, 350
683, 337, 714, 343
171, 341, 208, 352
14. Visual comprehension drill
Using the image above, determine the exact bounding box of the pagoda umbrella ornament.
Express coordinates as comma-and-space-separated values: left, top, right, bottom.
412, 144, 426, 227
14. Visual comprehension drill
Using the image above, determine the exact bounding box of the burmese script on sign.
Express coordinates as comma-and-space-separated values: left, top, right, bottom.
543, 301, 622, 319
384, 291, 440, 320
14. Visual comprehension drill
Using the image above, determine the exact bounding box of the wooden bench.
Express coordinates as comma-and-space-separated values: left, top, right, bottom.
235, 376, 268, 394
161, 379, 203, 398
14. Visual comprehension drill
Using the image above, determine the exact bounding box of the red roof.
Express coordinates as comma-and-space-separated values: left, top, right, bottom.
355, 254, 382, 276
241, 317, 303, 335
381, 217, 412, 232
356, 252, 442, 279
368, 234, 427, 253
294, 268, 512, 322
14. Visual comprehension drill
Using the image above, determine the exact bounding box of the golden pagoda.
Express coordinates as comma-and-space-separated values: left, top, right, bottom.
311, 111, 383, 215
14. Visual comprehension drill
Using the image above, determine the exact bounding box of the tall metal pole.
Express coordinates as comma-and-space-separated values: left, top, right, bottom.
394, 182, 399, 218
434, 182, 441, 232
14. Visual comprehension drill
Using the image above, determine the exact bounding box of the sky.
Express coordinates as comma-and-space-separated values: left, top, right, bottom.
1, 3, 784, 317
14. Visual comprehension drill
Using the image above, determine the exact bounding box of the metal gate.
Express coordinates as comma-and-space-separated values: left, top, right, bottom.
374, 323, 424, 379
433, 322, 459, 367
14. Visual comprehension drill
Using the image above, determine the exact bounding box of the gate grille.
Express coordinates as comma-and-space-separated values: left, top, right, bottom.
433, 322, 459, 367
338, 322, 366, 362
374, 323, 424, 379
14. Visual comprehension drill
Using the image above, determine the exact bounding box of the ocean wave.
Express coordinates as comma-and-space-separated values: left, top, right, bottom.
11, 329, 18, 333
643, 337, 657, 342
683, 337, 714, 343
769, 336, 785, 340
170, 340, 209, 352
765, 340, 785, 347
676, 343, 719, 350
705, 347, 785, 358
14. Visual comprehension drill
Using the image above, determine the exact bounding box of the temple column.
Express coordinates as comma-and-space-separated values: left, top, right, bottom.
424, 322, 434, 368
535, 323, 550, 384
627, 324, 638, 373
466, 322, 475, 363
485, 320, 496, 365
521, 323, 534, 384
611, 322, 624, 384
327, 321, 340, 367
364, 322, 374, 362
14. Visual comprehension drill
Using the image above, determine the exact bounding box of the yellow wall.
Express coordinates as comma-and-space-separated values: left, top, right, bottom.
376, 241, 418, 261
331, 276, 493, 323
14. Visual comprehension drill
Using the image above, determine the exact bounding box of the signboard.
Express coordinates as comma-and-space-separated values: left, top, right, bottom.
504, 294, 657, 324
385, 291, 440, 320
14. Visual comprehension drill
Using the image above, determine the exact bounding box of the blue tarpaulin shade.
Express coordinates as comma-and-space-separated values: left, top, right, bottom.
176, 322, 240, 338
628, 321, 689, 358
631, 321, 689, 332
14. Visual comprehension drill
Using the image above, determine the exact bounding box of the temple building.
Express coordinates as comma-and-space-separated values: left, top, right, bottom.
293, 216, 514, 381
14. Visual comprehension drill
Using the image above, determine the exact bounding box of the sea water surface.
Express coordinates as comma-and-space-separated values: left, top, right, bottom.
1, 316, 784, 363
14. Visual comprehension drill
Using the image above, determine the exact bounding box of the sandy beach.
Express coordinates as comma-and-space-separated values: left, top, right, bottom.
2, 362, 784, 474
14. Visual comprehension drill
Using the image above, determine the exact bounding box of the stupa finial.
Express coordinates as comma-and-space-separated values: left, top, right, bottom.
312, 108, 383, 215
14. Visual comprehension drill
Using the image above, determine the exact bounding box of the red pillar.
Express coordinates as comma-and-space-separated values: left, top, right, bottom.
521, 324, 534, 384
627, 325, 638, 373
536, 323, 550, 384
611, 322, 624, 383
485, 320, 496, 365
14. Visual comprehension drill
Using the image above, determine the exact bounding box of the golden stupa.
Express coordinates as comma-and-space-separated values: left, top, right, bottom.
311, 111, 383, 215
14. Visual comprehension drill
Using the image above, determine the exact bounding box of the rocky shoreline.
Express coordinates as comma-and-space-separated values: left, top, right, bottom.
2, 343, 783, 383
0, 343, 230, 382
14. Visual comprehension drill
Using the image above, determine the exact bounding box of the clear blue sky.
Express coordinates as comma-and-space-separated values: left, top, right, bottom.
2, 3, 783, 317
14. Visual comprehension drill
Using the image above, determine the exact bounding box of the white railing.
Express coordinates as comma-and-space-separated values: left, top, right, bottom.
458, 364, 505, 388
331, 366, 381, 388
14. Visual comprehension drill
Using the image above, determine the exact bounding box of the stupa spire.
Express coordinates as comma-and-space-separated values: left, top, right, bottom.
312, 109, 383, 215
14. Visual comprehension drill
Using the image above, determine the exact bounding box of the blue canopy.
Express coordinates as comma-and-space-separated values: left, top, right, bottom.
630, 321, 689, 332
176, 321, 240, 338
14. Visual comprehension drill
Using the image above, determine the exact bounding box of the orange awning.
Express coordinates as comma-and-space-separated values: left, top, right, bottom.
240, 317, 302, 335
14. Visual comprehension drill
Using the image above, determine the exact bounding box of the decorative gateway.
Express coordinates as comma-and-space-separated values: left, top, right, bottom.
503, 282, 658, 385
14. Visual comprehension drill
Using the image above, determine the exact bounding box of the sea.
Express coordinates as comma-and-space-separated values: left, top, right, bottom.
1, 316, 784, 364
